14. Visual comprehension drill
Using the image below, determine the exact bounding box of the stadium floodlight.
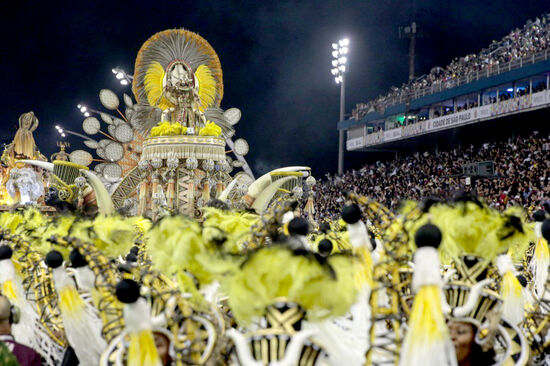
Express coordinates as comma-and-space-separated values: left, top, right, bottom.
55, 124, 97, 141
112, 66, 133, 86
78, 104, 94, 117
55, 125, 66, 138
330, 37, 350, 175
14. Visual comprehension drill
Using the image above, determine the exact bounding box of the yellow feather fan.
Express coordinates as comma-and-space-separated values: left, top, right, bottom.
195, 64, 216, 111
144, 62, 172, 110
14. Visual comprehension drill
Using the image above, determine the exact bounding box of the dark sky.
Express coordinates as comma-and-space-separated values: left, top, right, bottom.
2, 0, 549, 177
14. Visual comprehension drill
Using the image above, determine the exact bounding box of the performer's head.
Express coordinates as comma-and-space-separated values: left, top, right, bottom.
448, 320, 495, 366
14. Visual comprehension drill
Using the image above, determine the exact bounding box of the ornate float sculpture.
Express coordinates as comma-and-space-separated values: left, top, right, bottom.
5, 168, 44, 205
24, 29, 314, 219
0, 112, 48, 207
2, 112, 45, 165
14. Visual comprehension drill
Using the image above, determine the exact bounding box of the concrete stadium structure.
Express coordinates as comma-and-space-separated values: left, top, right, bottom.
340, 50, 550, 153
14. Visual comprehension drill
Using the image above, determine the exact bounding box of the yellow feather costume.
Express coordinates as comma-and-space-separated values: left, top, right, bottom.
223, 246, 358, 324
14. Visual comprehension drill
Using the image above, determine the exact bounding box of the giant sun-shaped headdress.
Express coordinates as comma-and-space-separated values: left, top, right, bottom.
132, 29, 224, 112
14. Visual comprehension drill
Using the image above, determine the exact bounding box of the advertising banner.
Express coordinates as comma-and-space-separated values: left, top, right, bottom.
384, 128, 402, 141
346, 137, 365, 150
426, 110, 475, 132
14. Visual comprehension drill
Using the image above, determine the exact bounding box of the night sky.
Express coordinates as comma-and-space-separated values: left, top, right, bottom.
3, 0, 549, 177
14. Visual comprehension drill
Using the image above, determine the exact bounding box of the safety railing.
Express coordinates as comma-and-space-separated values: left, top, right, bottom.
371, 49, 550, 109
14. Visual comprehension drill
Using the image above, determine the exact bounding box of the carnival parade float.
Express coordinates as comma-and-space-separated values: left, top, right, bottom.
0, 28, 548, 366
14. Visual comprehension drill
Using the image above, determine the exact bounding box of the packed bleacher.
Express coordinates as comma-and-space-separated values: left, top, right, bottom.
352, 13, 550, 120
314, 131, 550, 220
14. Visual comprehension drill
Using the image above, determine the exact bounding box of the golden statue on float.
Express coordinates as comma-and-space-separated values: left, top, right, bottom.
2, 111, 45, 166
0, 112, 48, 206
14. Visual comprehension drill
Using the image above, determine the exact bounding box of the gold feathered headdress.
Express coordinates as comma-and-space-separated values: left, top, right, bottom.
132, 29, 224, 112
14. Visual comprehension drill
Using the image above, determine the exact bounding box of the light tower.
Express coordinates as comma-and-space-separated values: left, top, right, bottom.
331, 38, 349, 174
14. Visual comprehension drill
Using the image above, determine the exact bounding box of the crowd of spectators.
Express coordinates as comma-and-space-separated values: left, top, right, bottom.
352, 13, 550, 121
314, 132, 550, 219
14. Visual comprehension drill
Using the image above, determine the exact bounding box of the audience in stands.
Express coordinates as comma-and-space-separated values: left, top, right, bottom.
352, 13, 550, 122
314, 132, 550, 220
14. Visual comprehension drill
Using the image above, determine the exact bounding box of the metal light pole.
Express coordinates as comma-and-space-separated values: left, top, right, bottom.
399, 22, 419, 81
331, 38, 349, 174
338, 73, 346, 175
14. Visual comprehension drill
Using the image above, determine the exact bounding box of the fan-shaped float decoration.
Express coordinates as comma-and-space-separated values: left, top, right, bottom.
123, 93, 133, 108
69, 150, 93, 167
113, 124, 134, 143
99, 89, 120, 110
83, 117, 101, 135
83, 140, 99, 149
100, 112, 113, 125
103, 163, 122, 179
94, 163, 106, 174
224, 108, 242, 126
105, 142, 124, 162
233, 138, 249, 156
96, 148, 106, 160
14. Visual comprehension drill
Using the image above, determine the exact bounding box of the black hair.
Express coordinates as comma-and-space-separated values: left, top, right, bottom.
470, 341, 496, 366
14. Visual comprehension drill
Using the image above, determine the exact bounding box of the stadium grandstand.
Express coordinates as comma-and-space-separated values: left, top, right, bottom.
340, 13, 550, 151
317, 13, 550, 220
